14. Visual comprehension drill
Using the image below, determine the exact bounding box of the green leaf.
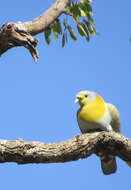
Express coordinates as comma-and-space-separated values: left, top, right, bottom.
62, 33, 65, 47
85, 3, 93, 15
67, 26, 77, 41
63, 19, 67, 27
77, 23, 89, 41
72, 4, 81, 18
86, 13, 95, 25
82, 23, 90, 41
84, 20, 96, 35
79, 2, 94, 20
79, 2, 87, 12
68, 4, 73, 14
53, 19, 62, 35
52, 30, 58, 40
84, 20, 93, 33
80, 10, 86, 17
77, 23, 85, 36
44, 28, 51, 44
65, 31, 68, 42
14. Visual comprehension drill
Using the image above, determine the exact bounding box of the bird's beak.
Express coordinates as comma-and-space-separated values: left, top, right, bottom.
74, 98, 79, 104
74, 94, 83, 104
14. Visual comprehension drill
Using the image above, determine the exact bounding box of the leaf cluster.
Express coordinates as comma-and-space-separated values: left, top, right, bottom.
44, 0, 97, 47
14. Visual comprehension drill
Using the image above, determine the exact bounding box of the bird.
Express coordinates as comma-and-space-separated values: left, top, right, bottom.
74, 90, 121, 175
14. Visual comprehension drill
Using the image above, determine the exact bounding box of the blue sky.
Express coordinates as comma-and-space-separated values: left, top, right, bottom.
0, 0, 131, 189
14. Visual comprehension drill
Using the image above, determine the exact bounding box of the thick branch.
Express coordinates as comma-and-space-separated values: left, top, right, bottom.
0, 23, 39, 62
0, 0, 69, 61
25, 0, 70, 35
0, 132, 131, 166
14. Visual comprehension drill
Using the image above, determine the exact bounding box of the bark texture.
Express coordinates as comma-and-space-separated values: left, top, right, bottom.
0, 132, 131, 166
0, 0, 70, 62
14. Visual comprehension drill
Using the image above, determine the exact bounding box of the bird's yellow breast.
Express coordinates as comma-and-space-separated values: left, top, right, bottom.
78, 95, 106, 122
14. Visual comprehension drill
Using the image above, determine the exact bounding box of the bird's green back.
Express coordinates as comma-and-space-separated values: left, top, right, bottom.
106, 103, 120, 133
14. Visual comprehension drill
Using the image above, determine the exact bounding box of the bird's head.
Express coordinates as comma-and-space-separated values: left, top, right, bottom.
74, 91, 102, 107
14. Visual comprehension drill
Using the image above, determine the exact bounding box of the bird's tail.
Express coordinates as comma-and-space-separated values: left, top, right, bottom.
100, 155, 117, 175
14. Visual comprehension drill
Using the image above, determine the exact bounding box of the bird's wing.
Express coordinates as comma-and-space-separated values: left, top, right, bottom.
106, 103, 120, 133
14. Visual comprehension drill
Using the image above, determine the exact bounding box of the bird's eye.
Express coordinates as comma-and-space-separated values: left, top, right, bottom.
85, 94, 88, 98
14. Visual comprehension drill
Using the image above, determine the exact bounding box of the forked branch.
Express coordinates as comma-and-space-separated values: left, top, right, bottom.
0, 0, 70, 62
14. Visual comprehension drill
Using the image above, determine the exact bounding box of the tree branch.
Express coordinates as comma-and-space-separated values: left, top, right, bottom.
25, 0, 70, 36
0, 132, 131, 168
0, 0, 70, 62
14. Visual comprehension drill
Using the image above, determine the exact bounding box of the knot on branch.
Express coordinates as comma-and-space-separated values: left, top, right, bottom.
0, 22, 39, 62
93, 132, 131, 163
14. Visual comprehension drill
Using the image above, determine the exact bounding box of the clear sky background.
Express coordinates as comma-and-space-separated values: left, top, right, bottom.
0, 0, 131, 189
